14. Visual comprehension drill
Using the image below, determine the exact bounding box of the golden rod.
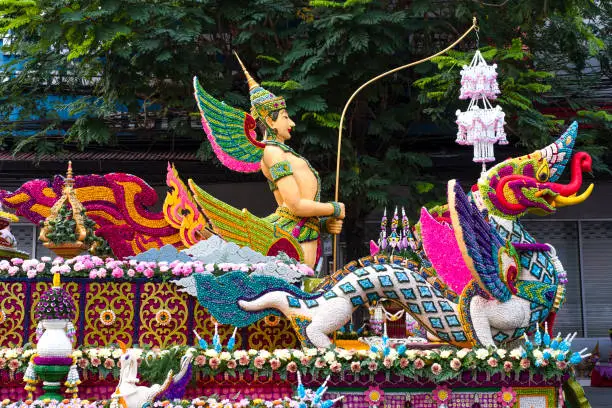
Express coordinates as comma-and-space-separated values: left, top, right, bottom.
332, 17, 478, 271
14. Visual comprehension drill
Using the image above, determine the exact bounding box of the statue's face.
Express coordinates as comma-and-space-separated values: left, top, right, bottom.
268, 109, 295, 141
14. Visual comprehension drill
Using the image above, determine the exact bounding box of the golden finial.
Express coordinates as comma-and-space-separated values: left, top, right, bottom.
233, 51, 260, 91
65, 161, 74, 188
52, 272, 61, 288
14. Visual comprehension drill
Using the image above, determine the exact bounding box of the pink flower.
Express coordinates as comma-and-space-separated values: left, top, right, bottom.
227, 359, 237, 369
36, 263, 45, 272
269, 358, 281, 370
97, 268, 107, 278
413, 358, 425, 370
11, 258, 23, 265
8, 359, 20, 371
399, 358, 409, 369
367, 361, 378, 371
195, 355, 207, 366
520, 358, 530, 369
450, 358, 461, 371
0, 358, 5, 369
127, 269, 136, 277
487, 357, 498, 367
286, 362, 298, 373
350, 361, 361, 373
26, 269, 36, 278
209, 357, 220, 369
330, 361, 342, 373
254, 356, 266, 369
89, 270, 98, 279
556, 361, 568, 370
503, 361, 513, 373
143, 268, 154, 278
238, 355, 250, 366
91, 357, 101, 367
104, 358, 115, 369
430, 363, 442, 375
78, 358, 89, 369
300, 356, 311, 365
135, 264, 145, 273
315, 358, 326, 369
111, 268, 124, 278
383, 357, 393, 368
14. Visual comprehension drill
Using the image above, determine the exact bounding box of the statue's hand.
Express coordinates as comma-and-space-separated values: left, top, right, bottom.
326, 218, 343, 235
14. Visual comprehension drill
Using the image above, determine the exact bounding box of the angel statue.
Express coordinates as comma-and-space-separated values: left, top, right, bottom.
192, 53, 344, 267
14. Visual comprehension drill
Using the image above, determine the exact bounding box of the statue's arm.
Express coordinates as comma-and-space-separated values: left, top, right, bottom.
263, 146, 344, 219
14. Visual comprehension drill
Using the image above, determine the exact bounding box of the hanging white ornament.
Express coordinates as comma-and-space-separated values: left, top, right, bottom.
459, 50, 500, 100
455, 96, 506, 163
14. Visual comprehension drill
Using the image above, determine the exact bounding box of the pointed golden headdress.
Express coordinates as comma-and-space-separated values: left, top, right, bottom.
233, 52, 287, 128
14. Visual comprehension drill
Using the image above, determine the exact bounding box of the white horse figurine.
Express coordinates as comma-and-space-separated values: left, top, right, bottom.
110, 340, 174, 408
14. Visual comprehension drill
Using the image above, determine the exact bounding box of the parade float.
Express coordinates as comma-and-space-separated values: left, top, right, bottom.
0, 18, 596, 408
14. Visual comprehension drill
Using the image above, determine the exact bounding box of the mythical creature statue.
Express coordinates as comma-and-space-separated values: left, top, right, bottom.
110, 341, 195, 408
176, 123, 593, 348
190, 53, 345, 267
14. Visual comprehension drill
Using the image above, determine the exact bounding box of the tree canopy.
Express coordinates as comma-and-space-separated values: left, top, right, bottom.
0, 0, 610, 259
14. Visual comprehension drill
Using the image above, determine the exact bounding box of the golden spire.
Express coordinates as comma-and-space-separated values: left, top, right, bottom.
233, 51, 260, 91
65, 161, 74, 188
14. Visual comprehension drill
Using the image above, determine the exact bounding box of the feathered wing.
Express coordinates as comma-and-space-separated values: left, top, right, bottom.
448, 179, 518, 302
193, 76, 264, 173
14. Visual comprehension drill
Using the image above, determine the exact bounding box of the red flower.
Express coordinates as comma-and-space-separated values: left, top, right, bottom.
520, 358, 530, 369
399, 358, 409, 369
487, 357, 498, 367
330, 361, 342, 373
286, 362, 298, 373
503, 361, 513, 373
556, 361, 568, 370
300, 356, 311, 365
227, 359, 237, 369
315, 358, 327, 369
238, 355, 250, 366
91, 357, 101, 367
350, 361, 361, 373
430, 363, 442, 375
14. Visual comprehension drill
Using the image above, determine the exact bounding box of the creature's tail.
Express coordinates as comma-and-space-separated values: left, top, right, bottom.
183, 271, 319, 327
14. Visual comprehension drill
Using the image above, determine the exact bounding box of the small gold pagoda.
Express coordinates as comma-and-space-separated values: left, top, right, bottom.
39, 161, 89, 258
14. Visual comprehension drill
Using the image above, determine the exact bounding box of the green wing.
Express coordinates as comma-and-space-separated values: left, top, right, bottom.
193, 76, 264, 173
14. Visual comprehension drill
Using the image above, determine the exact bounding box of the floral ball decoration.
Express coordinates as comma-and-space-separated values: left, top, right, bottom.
99, 310, 116, 326
432, 385, 452, 405
155, 309, 172, 326
497, 387, 517, 407
34, 279, 76, 321
364, 386, 384, 406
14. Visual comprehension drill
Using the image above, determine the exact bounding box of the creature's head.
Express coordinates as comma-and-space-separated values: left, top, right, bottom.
117, 340, 140, 383
476, 122, 594, 219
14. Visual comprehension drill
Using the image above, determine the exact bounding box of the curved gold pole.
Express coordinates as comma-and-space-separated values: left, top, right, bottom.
332, 17, 478, 271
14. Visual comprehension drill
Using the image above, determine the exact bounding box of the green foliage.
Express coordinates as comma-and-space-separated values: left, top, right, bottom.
1, 0, 610, 260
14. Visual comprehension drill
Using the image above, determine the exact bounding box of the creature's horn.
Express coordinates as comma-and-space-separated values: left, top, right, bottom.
233, 51, 260, 92
538, 121, 578, 182
117, 340, 128, 354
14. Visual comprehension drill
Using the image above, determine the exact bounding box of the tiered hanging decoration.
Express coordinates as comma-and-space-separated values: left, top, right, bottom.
455, 49, 507, 165
375, 207, 417, 255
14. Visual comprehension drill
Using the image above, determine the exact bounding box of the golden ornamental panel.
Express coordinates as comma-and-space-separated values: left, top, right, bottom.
84, 282, 135, 347
246, 316, 298, 351
0, 282, 26, 347
138, 282, 189, 348
193, 302, 243, 350
29, 281, 80, 344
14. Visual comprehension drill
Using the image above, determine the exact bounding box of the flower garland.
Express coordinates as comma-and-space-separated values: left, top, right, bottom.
0, 344, 579, 385
0, 255, 312, 280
